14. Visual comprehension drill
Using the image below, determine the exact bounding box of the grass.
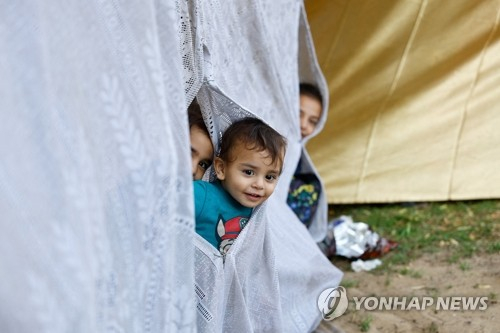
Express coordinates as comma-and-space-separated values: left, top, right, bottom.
459, 261, 471, 271
358, 315, 372, 332
328, 200, 500, 272
342, 278, 360, 288
425, 321, 439, 333
398, 267, 422, 278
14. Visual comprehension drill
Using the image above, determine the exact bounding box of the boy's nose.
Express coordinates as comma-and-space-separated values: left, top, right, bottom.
252, 178, 264, 189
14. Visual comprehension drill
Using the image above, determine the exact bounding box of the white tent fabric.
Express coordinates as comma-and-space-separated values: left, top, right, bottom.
1, 0, 342, 332
1, 1, 195, 332
296, 7, 331, 242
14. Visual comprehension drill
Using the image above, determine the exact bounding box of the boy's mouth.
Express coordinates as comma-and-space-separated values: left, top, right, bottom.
245, 192, 262, 201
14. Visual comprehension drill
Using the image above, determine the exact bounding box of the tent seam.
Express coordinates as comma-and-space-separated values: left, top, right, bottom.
447, 4, 500, 199
356, 0, 428, 200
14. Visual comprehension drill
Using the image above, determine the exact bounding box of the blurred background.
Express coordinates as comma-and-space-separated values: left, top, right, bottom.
305, 0, 500, 204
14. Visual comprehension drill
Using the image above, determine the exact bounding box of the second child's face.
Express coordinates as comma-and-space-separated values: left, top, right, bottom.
190, 126, 214, 180
299, 94, 322, 139
215, 143, 282, 208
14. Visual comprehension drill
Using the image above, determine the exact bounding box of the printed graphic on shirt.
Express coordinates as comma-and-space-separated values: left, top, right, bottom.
216, 215, 249, 254
287, 173, 321, 227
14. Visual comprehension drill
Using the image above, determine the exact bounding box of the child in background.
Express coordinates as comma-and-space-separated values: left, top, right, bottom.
287, 83, 323, 228
289, 84, 394, 260
194, 117, 287, 254
188, 100, 214, 180
287, 83, 340, 257
299, 83, 323, 139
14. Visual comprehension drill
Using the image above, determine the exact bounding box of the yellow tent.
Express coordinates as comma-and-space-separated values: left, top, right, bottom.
306, 0, 500, 203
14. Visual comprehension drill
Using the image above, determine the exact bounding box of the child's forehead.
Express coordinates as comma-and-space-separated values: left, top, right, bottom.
228, 141, 269, 157
228, 143, 283, 168
229, 140, 252, 153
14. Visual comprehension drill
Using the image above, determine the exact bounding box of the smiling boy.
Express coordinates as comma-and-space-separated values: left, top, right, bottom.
194, 117, 287, 254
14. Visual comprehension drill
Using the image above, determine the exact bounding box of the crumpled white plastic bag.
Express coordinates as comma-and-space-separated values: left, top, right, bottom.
351, 259, 383, 272
332, 215, 380, 258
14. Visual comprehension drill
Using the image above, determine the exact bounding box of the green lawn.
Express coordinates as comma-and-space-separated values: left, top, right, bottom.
328, 200, 500, 272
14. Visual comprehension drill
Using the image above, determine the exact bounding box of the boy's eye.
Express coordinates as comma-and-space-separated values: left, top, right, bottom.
243, 170, 254, 176
265, 174, 277, 181
199, 160, 211, 171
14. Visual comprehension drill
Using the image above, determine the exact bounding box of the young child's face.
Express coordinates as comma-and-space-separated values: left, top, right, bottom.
214, 142, 283, 208
299, 94, 322, 138
190, 125, 213, 180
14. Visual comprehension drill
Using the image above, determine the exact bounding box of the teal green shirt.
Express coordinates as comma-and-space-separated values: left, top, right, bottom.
194, 180, 252, 251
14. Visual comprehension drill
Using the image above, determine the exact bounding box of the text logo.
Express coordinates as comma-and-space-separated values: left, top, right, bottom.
352, 296, 488, 311
317, 286, 349, 320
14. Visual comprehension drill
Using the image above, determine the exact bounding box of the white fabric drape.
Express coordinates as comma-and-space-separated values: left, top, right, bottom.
181, 1, 343, 332
0, 1, 195, 332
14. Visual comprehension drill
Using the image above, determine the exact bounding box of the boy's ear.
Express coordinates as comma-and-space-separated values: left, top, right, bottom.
214, 157, 226, 180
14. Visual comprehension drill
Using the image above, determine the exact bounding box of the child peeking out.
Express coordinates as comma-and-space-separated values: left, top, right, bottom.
194, 117, 287, 254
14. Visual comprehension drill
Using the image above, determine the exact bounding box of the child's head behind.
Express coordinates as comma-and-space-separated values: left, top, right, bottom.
299, 83, 323, 139
188, 100, 214, 180
214, 117, 287, 208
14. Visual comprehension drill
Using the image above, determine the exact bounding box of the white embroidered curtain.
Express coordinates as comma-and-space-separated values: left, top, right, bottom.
0, 1, 195, 332
1, 0, 342, 332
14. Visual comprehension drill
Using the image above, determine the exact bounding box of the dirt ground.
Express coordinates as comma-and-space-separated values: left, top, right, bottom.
315, 251, 499, 333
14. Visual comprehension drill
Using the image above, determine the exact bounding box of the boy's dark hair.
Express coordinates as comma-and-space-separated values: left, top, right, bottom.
299, 83, 323, 108
219, 117, 287, 172
188, 99, 209, 136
